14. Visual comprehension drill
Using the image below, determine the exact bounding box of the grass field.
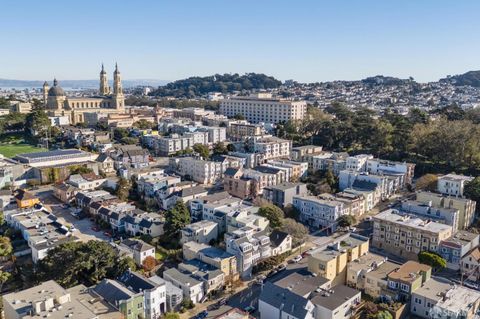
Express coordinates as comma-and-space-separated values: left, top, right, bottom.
0, 143, 47, 158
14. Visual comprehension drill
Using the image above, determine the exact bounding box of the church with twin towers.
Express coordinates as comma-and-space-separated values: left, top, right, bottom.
43, 64, 126, 124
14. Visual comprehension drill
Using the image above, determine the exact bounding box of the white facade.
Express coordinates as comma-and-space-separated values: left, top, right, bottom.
181, 220, 219, 245
438, 174, 474, 197
220, 93, 307, 124
170, 157, 241, 184
293, 195, 346, 231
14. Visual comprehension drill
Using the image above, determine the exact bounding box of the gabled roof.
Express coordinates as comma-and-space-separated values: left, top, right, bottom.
15, 189, 37, 201
118, 270, 160, 292
121, 238, 154, 252
93, 279, 136, 304
224, 167, 241, 177
269, 230, 290, 248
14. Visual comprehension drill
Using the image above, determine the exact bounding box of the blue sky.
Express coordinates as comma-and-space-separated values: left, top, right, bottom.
1, 0, 479, 83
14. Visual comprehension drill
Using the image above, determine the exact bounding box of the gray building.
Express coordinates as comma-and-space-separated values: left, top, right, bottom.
263, 182, 308, 208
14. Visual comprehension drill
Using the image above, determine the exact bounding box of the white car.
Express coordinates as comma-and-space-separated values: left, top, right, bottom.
365, 216, 373, 221
292, 255, 303, 263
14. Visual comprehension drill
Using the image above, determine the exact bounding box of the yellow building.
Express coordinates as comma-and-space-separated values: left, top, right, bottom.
43, 64, 125, 124
308, 233, 369, 285
14, 189, 40, 209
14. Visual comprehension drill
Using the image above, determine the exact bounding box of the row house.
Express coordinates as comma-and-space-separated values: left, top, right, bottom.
263, 182, 308, 208
180, 220, 219, 245
291, 145, 323, 162
266, 159, 309, 180
438, 230, 479, 270
201, 197, 244, 232
189, 191, 238, 221
169, 156, 242, 184
319, 192, 366, 218
339, 170, 400, 200
178, 260, 225, 295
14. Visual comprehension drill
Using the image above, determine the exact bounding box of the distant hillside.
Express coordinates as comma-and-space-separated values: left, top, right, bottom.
150, 73, 282, 98
0, 78, 167, 89
361, 75, 411, 86
440, 71, 480, 87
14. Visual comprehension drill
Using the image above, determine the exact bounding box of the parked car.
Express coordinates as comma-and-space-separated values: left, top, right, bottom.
104, 231, 112, 237
197, 310, 208, 319
243, 306, 256, 313
91, 226, 100, 232
292, 255, 303, 263
267, 269, 278, 278
365, 216, 373, 221
217, 298, 227, 306
277, 264, 286, 272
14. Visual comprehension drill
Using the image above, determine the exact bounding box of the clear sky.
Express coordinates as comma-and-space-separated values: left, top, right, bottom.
1, 0, 479, 83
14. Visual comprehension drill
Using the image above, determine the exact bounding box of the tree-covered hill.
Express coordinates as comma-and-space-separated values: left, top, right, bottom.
150, 73, 282, 98
440, 70, 480, 87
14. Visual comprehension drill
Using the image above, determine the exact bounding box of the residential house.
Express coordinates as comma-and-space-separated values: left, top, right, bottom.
53, 183, 78, 203
461, 248, 480, 281
189, 191, 237, 221
96, 153, 115, 175
118, 270, 167, 318
163, 268, 204, 304
178, 260, 225, 295
223, 167, 257, 199
149, 276, 183, 312
66, 173, 106, 190
386, 261, 431, 302
93, 279, 145, 319
269, 230, 292, 256
439, 230, 479, 270
181, 220, 219, 245
400, 200, 460, 231
182, 242, 239, 282
14, 189, 39, 209
411, 277, 480, 319
118, 238, 156, 267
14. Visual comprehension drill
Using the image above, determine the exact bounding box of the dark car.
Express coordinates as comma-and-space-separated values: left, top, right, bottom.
267, 269, 278, 278
277, 264, 286, 272
197, 310, 208, 319
243, 306, 256, 313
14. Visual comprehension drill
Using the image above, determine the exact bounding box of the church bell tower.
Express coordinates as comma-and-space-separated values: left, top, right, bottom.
99, 63, 110, 95
113, 63, 124, 110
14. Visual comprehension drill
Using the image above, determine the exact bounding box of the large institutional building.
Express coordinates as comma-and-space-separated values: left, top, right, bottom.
43, 64, 125, 124
219, 93, 307, 124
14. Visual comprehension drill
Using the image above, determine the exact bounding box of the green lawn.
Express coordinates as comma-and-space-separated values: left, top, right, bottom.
0, 143, 47, 158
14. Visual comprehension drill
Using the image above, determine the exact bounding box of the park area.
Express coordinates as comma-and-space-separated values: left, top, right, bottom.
0, 133, 46, 158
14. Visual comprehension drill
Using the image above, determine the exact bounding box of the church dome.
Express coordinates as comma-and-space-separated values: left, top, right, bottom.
48, 79, 65, 97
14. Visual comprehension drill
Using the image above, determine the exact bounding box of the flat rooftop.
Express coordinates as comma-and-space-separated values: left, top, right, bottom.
388, 261, 431, 283
374, 209, 453, 233
274, 272, 330, 297
310, 284, 360, 310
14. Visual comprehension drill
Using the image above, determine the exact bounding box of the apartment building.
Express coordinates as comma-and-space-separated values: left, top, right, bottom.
220, 93, 307, 124
311, 152, 348, 175
150, 134, 195, 156
225, 205, 268, 233
227, 121, 265, 141
293, 195, 347, 231
339, 170, 400, 200
266, 159, 309, 180
308, 233, 370, 285
437, 173, 474, 197
411, 277, 480, 319
263, 182, 308, 208
248, 135, 292, 160
365, 158, 415, 186
372, 209, 453, 260
189, 191, 238, 221
416, 191, 476, 230
319, 192, 367, 218
223, 167, 257, 199
180, 220, 219, 245
291, 145, 323, 162
178, 260, 225, 295
169, 157, 242, 184
163, 268, 204, 304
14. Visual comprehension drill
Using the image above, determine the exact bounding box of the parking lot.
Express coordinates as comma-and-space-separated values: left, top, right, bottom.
30, 186, 110, 242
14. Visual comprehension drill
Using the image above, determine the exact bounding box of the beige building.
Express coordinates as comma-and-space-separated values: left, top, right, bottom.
220, 93, 307, 124
416, 191, 476, 229
372, 209, 453, 260
2, 280, 121, 319
182, 241, 239, 282
43, 64, 125, 124
308, 233, 369, 285
227, 121, 265, 141
10, 102, 32, 114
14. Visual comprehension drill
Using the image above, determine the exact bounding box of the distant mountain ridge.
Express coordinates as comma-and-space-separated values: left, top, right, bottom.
0, 78, 168, 89
440, 70, 480, 87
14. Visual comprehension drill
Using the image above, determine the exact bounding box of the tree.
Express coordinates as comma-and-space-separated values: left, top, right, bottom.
226, 143, 236, 152
193, 143, 210, 159
464, 177, 480, 205
418, 251, 446, 270
0, 270, 12, 292
115, 178, 131, 201
258, 204, 285, 229
25, 109, 50, 137
180, 298, 195, 310
283, 204, 300, 220
376, 311, 393, 319
212, 142, 228, 155
164, 200, 191, 238
280, 218, 308, 247
113, 257, 137, 277
113, 127, 129, 141
233, 113, 245, 120
0, 212, 4, 226
164, 313, 180, 319
336, 215, 356, 228
37, 240, 121, 288
0, 236, 13, 257
142, 256, 157, 272
133, 119, 153, 129
121, 137, 139, 145
415, 174, 438, 191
